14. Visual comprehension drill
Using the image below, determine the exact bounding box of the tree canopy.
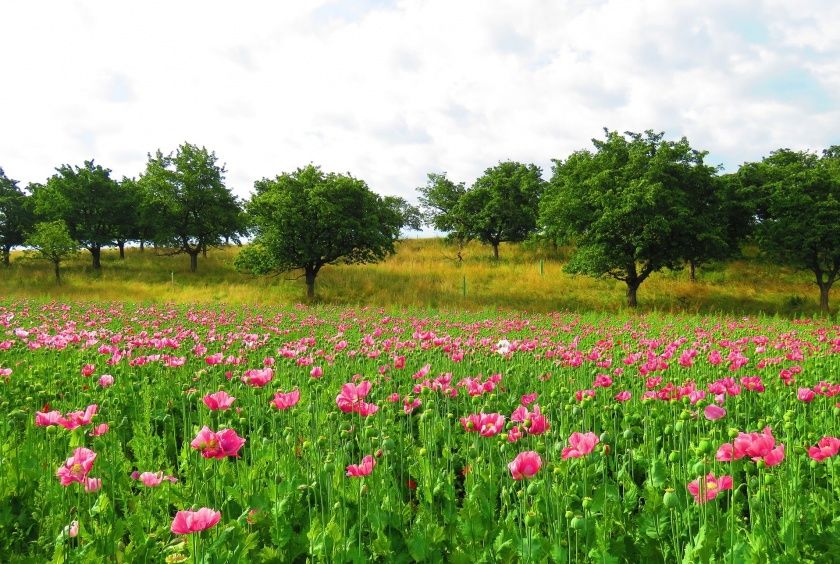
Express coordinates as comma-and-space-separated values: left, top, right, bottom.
33, 160, 122, 270
741, 148, 840, 312
235, 164, 402, 298
140, 143, 243, 272
24, 220, 79, 284
456, 161, 544, 259
540, 130, 719, 306
0, 168, 34, 266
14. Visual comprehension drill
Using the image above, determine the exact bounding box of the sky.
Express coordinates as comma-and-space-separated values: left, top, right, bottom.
1, 0, 838, 211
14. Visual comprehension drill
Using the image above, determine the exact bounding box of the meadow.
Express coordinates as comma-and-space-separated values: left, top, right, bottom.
0, 238, 833, 317
1, 300, 838, 562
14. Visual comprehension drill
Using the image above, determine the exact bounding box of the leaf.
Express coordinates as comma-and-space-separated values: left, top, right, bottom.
648, 458, 667, 488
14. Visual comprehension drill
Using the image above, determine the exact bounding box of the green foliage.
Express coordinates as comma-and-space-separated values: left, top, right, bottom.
140, 143, 243, 271
32, 160, 123, 269
236, 164, 402, 297
540, 129, 719, 306
383, 196, 423, 235
23, 220, 79, 283
0, 168, 34, 266
457, 161, 544, 259
417, 172, 468, 235
741, 147, 840, 312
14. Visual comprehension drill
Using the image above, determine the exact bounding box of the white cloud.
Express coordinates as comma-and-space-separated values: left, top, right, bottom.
0, 0, 837, 205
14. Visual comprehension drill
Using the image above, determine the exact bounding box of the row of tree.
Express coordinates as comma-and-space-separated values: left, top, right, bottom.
0, 144, 420, 283
419, 130, 839, 312
1, 131, 838, 311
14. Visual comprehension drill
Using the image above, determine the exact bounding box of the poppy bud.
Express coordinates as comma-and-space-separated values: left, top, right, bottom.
663, 490, 679, 509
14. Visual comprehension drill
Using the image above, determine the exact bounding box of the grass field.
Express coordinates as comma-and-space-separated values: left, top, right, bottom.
0, 238, 832, 317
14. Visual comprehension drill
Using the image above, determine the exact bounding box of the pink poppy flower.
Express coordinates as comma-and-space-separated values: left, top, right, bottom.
97, 374, 114, 388
58, 404, 98, 430
460, 413, 505, 437
84, 477, 102, 493
716, 427, 784, 466
703, 405, 727, 421
134, 471, 177, 487
764, 444, 785, 467
81, 364, 95, 377
89, 423, 109, 436
508, 451, 542, 480
561, 432, 599, 460
190, 426, 246, 459
56, 447, 97, 486
807, 436, 840, 461
521, 393, 538, 406
797, 388, 816, 402
241, 368, 273, 387
171, 508, 221, 535
346, 455, 376, 477
336, 381, 372, 411
310, 366, 324, 378
356, 401, 380, 416
35, 410, 63, 427
403, 397, 421, 415
525, 405, 549, 435
203, 391, 236, 411
204, 353, 224, 366
687, 473, 733, 504
614, 390, 631, 402
510, 405, 528, 423
507, 426, 523, 443
271, 389, 301, 410
67, 521, 79, 538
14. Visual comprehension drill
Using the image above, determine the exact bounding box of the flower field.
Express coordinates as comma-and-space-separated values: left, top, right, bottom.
1, 301, 838, 562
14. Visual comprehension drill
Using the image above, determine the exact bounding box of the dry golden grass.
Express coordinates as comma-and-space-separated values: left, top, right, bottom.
0, 238, 831, 316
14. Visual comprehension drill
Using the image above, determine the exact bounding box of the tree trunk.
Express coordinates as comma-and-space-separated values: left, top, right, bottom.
202, 243, 207, 258
305, 268, 316, 299
189, 252, 198, 273
818, 283, 830, 314
492, 242, 499, 261
118, 241, 125, 259
689, 260, 697, 283
90, 246, 101, 270
626, 281, 639, 308
2, 245, 10, 267
54, 261, 61, 285
139, 239, 145, 252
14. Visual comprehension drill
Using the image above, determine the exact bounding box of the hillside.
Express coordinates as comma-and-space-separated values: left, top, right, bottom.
0, 238, 832, 316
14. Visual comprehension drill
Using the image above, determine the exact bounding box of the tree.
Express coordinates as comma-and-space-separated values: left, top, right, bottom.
235, 164, 402, 298
540, 130, 717, 307
0, 168, 34, 267
24, 220, 79, 284
417, 173, 467, 233
111, 177, 143, 259
33, 161, 122, 270
457, 161, 544, 260
140, 143, 242, 272
675, 169, 750, 282
383, 196, 423, 235
741, 148, 840, 313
